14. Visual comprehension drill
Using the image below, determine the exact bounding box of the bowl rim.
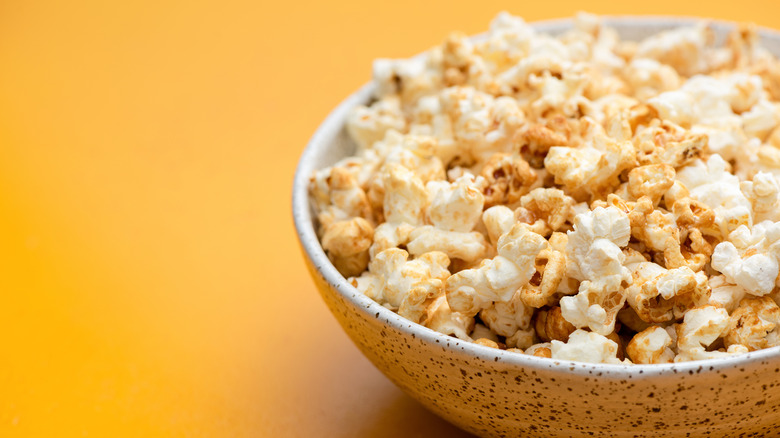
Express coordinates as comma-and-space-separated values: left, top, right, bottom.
292, 15, 780, 377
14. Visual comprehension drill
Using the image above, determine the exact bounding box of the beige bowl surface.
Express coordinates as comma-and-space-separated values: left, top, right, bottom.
292, 17, 780, 438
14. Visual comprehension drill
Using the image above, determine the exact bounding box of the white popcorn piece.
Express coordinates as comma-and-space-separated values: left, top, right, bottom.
346, 97, 407, 150
422, 295, 473, 340
382, 164, 428, 226
711, 221, 780, 296
480, 290, 534, 339
351, 248, 450, 324
676, 155, 753, 238
545, 116, 637, 201
406, 225, 489, 264
375, 132, 446, 184
740, 172, 780, 223
627, 326, 676, 364
634, 24, 713, 76
550, 329, 625, 364
560, 206, 631, 335
675, 306, 746, 362
707, 275, 748, 313
482, 205, 516, 246
372, 53, 442, 102
445, 224, 546, 316
426, 175, 485, 232
624, 58, 681, 100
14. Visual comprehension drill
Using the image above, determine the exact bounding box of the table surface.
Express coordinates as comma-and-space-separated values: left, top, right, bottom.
2, 1, 780, 436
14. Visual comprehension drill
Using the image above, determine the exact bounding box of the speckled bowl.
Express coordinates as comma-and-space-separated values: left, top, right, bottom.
292, 17, 780, 438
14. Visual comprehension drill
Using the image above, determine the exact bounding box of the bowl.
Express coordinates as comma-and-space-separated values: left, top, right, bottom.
292, 16, 780, 438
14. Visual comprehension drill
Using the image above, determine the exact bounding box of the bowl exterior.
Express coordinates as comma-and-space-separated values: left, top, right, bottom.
293, 17, 780, 438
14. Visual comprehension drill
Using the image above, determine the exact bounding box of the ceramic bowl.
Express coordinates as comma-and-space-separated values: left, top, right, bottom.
292, 17, 780, 437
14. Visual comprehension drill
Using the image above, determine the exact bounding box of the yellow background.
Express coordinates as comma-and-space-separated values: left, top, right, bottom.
1, 1, 779, 436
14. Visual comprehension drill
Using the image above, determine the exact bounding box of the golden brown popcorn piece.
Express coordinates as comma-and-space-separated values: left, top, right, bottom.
321, 217, 375, 277
480, 153, 537, 207
724, 296, 780, 351
520, 242, 567, 308
626, 104, 658, 133
310, 165, 374, 233
627, 164, 675, 205
474, 338, 501, 349
605, 330, 626, 361
517, 188, 575, 234
525, 343, 552, 358
626, 326, 675, 364
634, 122, 708, 168
421, 295, 474, 340
441, 32, 475, 87
534, 306, 575, 342
515, 116, 572, 168
617, 306, 652, 333
627, 196, 688, 269
625, 261, 710, 324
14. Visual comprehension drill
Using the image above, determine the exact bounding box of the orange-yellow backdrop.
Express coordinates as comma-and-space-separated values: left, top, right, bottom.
1, 1, 779, 436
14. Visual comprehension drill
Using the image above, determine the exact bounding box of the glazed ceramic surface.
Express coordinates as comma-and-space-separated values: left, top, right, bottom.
292, 17, 780, 438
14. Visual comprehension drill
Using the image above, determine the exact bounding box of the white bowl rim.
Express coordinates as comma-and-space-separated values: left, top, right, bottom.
292, 15, 780, 378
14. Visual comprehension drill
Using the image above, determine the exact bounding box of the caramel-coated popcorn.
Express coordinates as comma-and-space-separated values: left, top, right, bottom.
310, 12, 780, 364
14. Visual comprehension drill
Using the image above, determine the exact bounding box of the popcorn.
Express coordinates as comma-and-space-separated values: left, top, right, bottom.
627, 326, 675, 364
676, 155, 752, 238
544, 116, 637, 201
707, 275, 747, 313
346, 97, 407, 150
310, 12, 780, 363
445, 224, 546, 316
675, 306, 748, 362
627, 164, 675, 205
351, 248, 450, 324
550, 329, 625, 364
624, 58, 681, 101
321, 217, 375, 277
480, 289, 535, 345
426, 175, 485, 232
723, 296, 780, 351
534, 306, 576, 342
634, 23, 714, 77
517, 188, 575, 235
740, 172, 780, 223
624, 261, 709, 323
407, 225, 489, 264
525, 342, 552, 358
422, 295, 474, 340
520, 234, 568, 308
480, 153, 537, 207
711, 221, 780, 296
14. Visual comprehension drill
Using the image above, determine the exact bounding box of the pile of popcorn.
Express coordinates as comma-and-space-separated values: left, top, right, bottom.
309, 13, 780, 364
